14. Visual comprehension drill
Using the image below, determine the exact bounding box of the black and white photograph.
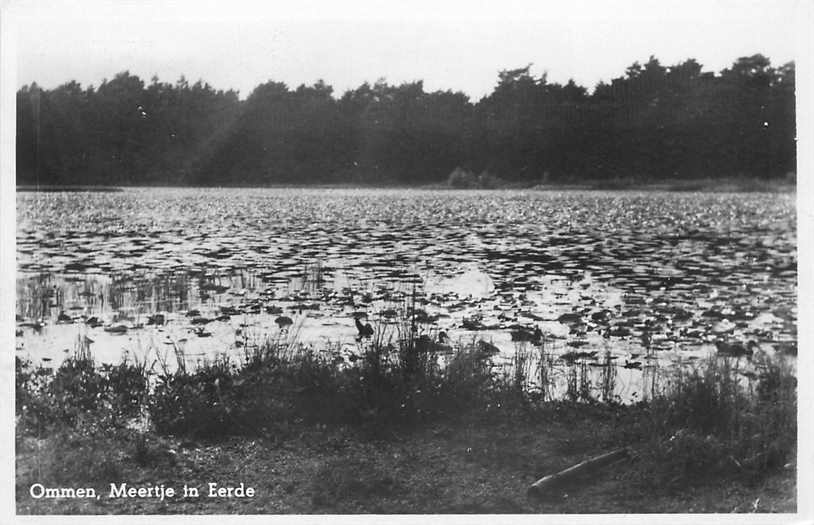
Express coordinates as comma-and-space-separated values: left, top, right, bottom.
1, 0, 811, 519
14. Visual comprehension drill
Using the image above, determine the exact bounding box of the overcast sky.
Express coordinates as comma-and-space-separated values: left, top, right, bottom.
6, 0, 803, 100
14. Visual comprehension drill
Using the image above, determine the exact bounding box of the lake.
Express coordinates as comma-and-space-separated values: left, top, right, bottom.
15, 187, 797, 402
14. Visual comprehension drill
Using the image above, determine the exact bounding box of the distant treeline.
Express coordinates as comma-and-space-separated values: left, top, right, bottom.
16, 54, 795, 186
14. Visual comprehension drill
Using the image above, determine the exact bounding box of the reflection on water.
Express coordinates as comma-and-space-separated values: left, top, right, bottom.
15, 188, 797, 402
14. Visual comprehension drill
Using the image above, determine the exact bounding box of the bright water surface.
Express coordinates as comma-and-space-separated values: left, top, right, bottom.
15, 188, 797, 402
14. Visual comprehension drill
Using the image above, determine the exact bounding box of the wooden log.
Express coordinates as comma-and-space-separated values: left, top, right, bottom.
527, 447, 629, 498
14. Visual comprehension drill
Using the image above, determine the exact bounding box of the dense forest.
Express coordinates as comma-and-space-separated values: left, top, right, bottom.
16, 54, 795, 187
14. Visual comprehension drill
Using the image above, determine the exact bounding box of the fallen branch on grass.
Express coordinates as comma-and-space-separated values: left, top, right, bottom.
527, 447, 630, 498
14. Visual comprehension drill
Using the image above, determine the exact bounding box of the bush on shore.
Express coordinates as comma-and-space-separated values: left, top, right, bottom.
447, 167, 507, 189
16, 323, 513, 439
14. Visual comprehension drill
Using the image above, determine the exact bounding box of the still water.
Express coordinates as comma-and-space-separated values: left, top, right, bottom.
15, 187, 797, 401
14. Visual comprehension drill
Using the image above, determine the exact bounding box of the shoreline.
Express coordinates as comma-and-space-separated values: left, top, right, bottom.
14, 333, 797, 514
15, 178, 797, 194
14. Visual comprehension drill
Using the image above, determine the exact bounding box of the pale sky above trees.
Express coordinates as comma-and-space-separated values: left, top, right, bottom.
7, 0, 802, 99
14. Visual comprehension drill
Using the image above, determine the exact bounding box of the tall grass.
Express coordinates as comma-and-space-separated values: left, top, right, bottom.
622, 351, 797, 486
598, 350, 617, 403
565, 361, 593, 402
536, 336, 555, 402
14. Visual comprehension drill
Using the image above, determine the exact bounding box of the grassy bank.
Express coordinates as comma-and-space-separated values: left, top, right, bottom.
15, 328, 797, 513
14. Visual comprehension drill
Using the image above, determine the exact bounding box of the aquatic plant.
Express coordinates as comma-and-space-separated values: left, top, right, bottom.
598, 350, 617, 404
536, 336, 556, 402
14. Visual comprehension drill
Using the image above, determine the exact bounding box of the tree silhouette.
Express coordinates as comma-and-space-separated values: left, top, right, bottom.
16, 55, 796, 187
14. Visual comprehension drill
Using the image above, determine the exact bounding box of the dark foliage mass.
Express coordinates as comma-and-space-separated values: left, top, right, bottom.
16, 335, 797, 488
16, 54, 795, 186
